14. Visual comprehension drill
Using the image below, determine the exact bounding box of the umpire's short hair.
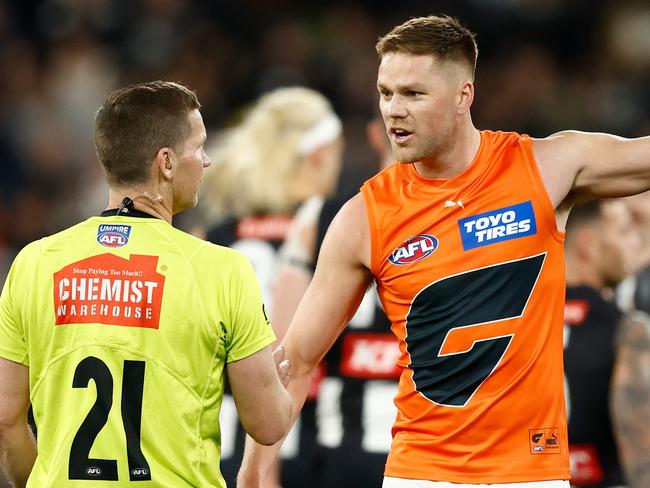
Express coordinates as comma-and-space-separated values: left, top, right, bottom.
95, 81, 200, 185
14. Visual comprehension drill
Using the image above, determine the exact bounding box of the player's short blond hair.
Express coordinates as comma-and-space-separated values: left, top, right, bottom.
376, 15, 478, 79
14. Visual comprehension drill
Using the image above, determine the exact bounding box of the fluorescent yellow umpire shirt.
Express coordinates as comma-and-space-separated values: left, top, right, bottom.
0, 212, 276, 487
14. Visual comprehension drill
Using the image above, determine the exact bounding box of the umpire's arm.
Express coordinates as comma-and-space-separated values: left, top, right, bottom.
0, 357, 36, 488
238, 194, 373, 487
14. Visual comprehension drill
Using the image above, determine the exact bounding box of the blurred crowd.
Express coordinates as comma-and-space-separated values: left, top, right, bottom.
2, 1, 650, 487
1, 0, 650, 282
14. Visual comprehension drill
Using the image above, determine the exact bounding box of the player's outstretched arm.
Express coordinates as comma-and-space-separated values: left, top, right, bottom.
0, 357, 36, 488
611, 311, 650, 488
238, 194, 373, 487
533, 131, 650, 209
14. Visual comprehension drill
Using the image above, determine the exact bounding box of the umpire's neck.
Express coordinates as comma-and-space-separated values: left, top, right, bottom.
106, 184, 173, 224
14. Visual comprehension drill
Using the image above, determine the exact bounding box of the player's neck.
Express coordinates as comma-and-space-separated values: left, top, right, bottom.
414, 124, 481, 180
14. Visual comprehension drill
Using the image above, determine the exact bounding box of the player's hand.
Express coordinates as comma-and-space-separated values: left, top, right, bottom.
272, 345, 291, 387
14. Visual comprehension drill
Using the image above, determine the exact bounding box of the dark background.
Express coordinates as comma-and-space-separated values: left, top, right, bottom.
0, 0, 649, 486
1, 0, 649, 284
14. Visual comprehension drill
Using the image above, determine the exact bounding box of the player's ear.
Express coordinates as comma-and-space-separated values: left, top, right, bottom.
154, 147, 174, 180
457, 79, 474, 115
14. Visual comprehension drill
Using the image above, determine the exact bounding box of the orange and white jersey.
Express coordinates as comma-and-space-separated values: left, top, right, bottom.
361, 130, 569, 484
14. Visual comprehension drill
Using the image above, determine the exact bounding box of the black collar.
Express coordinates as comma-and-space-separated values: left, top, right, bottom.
100, 208, 158, 219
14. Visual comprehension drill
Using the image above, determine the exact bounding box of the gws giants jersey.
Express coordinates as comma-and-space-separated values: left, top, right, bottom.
0, 214, 275, 487
361, 130, 568, 483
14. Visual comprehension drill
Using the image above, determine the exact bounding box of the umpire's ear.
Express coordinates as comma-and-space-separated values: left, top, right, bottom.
154, 147, 174, 180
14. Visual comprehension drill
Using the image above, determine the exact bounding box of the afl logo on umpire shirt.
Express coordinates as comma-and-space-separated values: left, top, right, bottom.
97, 224, 132, 248
388, 234, 439, 265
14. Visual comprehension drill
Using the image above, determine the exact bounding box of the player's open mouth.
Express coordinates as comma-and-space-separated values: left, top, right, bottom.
391, 128, 413, 145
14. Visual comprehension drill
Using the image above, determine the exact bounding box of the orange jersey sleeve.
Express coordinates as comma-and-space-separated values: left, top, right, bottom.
361, 130, 569, 483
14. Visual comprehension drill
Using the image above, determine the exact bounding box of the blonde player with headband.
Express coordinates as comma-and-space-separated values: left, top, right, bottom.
202, 86, 344, 488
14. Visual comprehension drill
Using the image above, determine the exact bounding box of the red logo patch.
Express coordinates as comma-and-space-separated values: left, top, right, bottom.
53, 254, 165, 329
564, 299, 590, 326
569, 444, 604, 485
237, 216, 293, 241
340, 333, 401, 379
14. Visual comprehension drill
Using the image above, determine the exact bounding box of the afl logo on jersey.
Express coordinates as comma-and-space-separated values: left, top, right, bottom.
131, 468, 150, 478
86, 466, 102, 477
97, 224, 131, 248
388, 234, 439, 265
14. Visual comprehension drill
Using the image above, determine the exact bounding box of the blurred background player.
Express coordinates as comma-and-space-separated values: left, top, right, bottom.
617, 191, 650, 314
200, 86, 344, 487
611, 296, 650, 488
271, 116, 395, 487
563, 199, 640, 487
610, 192, 650, 488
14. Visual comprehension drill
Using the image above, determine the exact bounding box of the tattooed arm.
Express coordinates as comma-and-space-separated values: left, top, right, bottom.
611, 311, 650, 488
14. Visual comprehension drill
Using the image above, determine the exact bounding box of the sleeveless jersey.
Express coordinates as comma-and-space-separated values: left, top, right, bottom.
360, 130, 569, 483
314, 197, 399, 487
207, 214, 320, 488
564, 286, 625, 487
0, 213, 275, 487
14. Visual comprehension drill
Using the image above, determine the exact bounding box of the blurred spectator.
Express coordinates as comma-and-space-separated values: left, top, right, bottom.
2, 0, 649, 289
1, 2, 650, 488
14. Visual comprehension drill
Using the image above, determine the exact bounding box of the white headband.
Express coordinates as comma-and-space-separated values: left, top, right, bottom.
297, 112, 342, 156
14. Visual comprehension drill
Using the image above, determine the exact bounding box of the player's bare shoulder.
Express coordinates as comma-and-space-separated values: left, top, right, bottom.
322, 193, 371, 270
530, 131, 587, 210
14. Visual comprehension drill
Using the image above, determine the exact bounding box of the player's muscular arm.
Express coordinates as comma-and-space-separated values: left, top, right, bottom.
533, 131, 650, 208
611, 312, 650, 488
238, 194, 372, 487
227, 345, 292, 446
0, 358, 36, 488
282, 193, 372, 389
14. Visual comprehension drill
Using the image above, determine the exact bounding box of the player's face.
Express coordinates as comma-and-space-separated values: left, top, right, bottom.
172, 109, 211, 213
377, 52, 464, 163
597, 200, 640, 287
